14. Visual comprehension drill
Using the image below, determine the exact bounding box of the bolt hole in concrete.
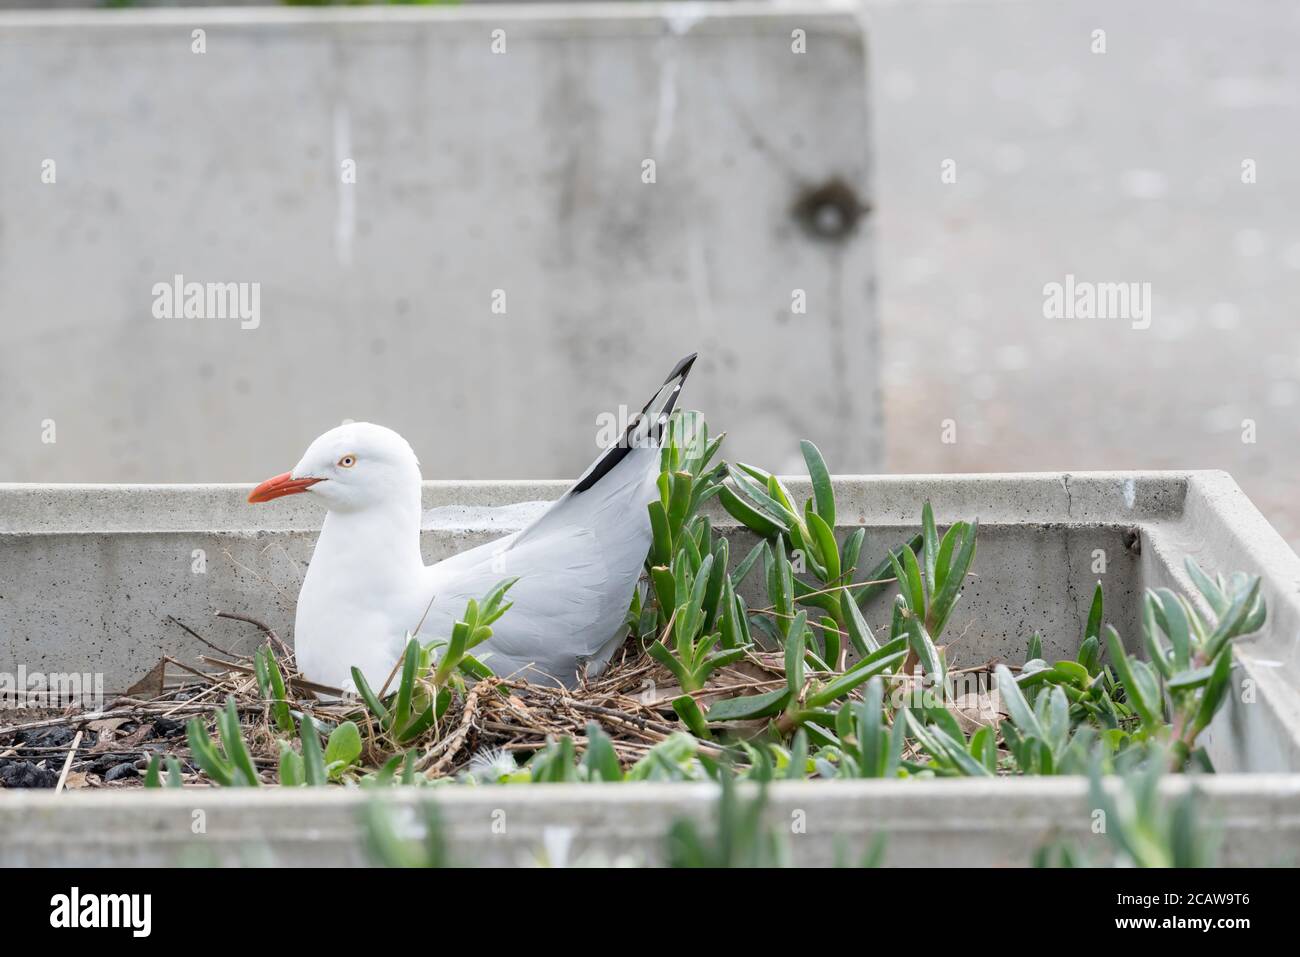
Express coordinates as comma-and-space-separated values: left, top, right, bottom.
792, 178, 870, 242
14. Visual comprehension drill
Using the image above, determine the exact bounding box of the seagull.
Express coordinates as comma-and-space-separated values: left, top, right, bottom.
247, 354, 697, 692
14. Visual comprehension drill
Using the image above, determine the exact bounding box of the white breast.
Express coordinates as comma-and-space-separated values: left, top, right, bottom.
293, 510, 427, 691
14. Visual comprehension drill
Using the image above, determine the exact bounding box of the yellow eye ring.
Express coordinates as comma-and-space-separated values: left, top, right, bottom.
337, 454, 357, 468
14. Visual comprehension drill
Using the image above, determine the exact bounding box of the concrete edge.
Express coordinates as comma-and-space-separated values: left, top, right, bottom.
0, 1, 864, 33
0, 469, 1195, 533
3, 776, 1299, 867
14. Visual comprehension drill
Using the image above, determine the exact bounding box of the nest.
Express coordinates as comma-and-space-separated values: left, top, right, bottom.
0, 606, 1017, 790
0, 611, 737, 789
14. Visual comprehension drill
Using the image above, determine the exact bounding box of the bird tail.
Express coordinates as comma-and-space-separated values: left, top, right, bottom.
571, 353, 698, 494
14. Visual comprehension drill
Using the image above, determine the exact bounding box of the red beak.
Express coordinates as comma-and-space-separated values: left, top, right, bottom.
248, 472, 323, 504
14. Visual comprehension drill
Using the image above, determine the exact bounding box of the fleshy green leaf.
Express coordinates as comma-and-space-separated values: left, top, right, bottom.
800, 439, 835, 527
299, 714, 329, 787
672, 695, 714, 739
707, 688, 791, 722
278, 741, 305, 787
921, 502, 939, 595
1085, 582, 1104, 643
582, 723, 624, 782
325, 721, 362, 775
1105, 626, 1161, 727
995, 664, 1045, 740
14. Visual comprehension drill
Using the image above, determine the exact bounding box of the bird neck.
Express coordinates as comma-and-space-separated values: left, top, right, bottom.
315, 493, 425, 586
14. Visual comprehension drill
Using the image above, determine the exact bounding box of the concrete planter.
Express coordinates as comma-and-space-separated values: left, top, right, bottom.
2, 470, 1300, 865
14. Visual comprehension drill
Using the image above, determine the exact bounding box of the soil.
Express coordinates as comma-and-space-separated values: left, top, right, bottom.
0, 711, 189, 791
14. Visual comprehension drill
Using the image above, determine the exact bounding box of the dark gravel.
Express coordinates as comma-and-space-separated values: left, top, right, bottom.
88, 752, 137, 777
151, 717, 185, 738
14, 726, 95, 749
0, 759, 58, 788
104, 762, 139, 782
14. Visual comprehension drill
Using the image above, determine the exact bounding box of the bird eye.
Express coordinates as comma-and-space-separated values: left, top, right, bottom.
337, 454, 357, 468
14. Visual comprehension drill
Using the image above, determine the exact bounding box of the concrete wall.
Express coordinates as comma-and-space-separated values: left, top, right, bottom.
0, 472, 1159, 698
3, 471, 1298, 770
0, 3, 880, 483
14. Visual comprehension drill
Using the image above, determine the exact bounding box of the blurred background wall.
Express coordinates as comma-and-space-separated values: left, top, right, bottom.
864, 0, 1300, 549
3, 0, 1299, 553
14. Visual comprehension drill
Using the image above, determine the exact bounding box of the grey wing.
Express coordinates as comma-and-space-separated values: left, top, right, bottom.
418, 353, 697, 685
420, 444, 658, 685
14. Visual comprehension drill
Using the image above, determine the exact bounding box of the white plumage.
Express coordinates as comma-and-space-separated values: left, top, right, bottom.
248, 355, 696, 691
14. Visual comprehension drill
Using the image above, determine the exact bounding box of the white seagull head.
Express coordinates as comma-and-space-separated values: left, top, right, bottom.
248, 421, 421, 513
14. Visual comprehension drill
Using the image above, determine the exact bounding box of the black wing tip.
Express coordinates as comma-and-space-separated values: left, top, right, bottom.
570, 352, 699, 495
664, 352, 699, 384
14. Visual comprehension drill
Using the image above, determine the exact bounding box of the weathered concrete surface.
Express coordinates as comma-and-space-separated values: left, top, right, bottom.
0, 472, 1158, 697
868, 0, 1300, 554
2, 776, 1299, 867
0, 470, 1191, 534
2, 470, 1299, 771
0, 3, 880, 483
